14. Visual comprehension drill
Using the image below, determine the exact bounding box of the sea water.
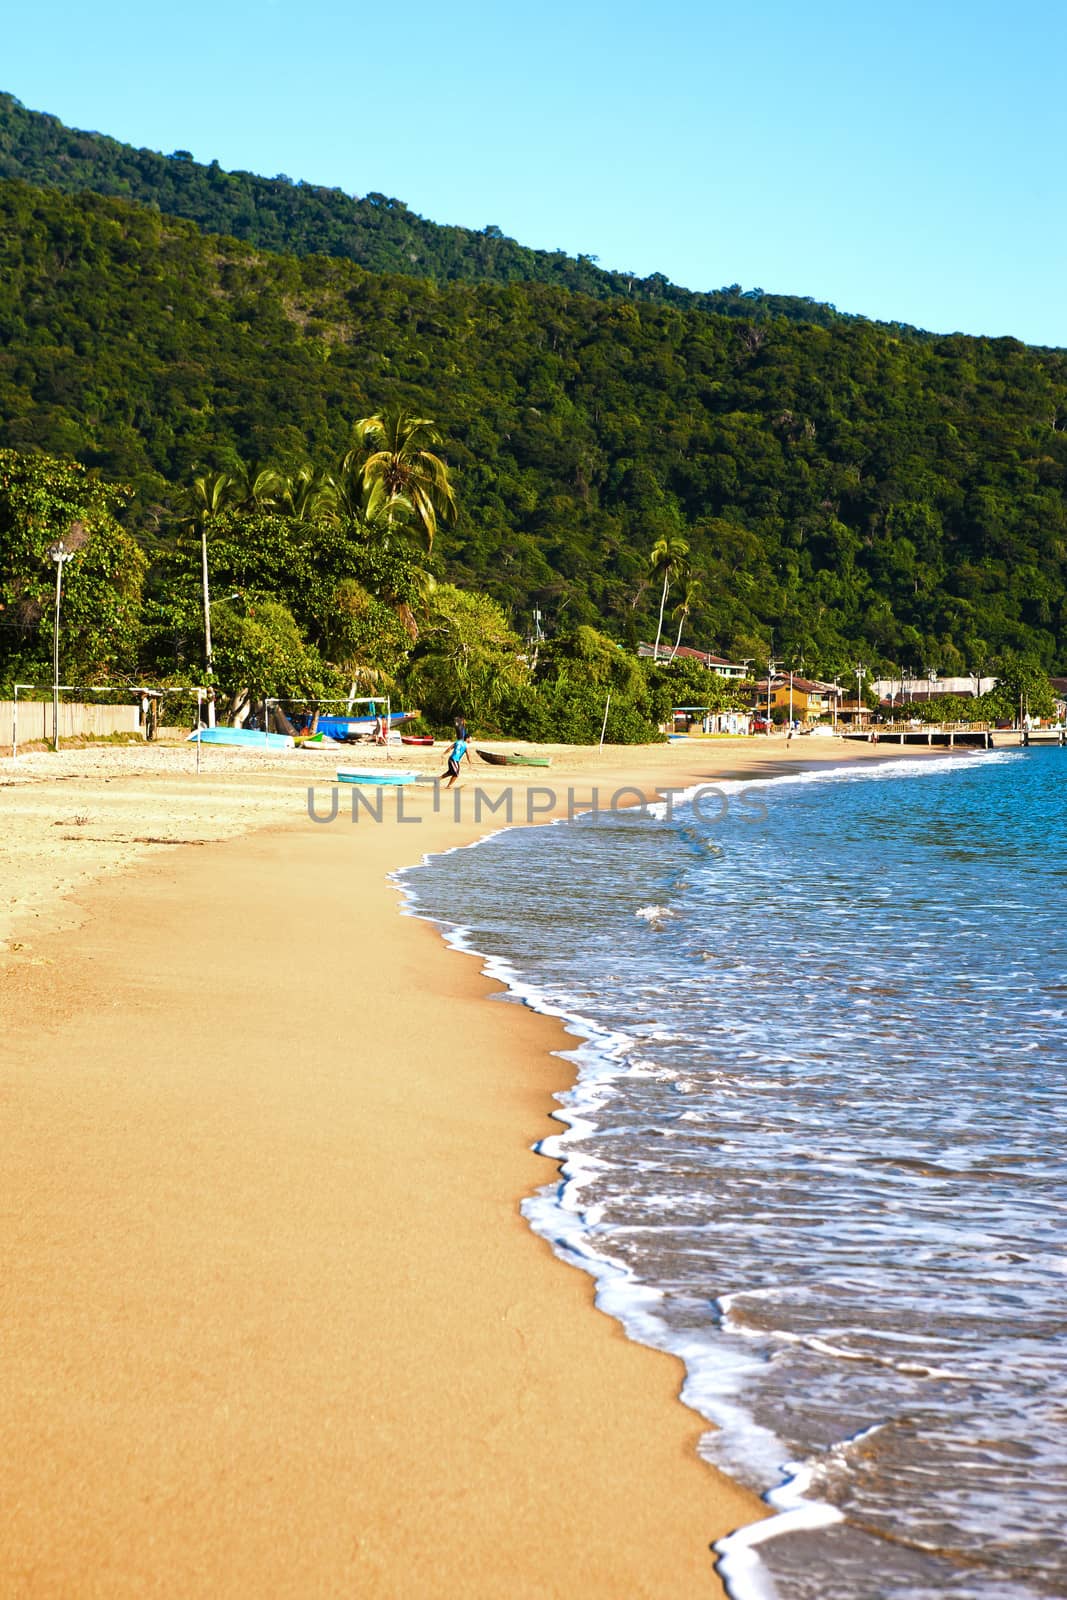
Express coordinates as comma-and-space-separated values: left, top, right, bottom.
402, 749, 1067, 1600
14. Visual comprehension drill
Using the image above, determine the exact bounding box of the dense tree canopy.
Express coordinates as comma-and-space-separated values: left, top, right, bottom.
0, 157, 1064, 693
0, 447, 145, 682
0, 91, 862, 329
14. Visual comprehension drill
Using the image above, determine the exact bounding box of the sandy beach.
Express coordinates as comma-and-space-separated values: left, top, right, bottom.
1, 736, 950, 1596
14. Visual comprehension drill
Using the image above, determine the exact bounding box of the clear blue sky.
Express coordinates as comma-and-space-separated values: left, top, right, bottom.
5, 0, 1065, 345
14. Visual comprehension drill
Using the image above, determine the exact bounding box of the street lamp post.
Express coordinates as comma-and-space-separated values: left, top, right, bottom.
855, 664, 867, 728
201, 526, 216, 728
767, 658, 779, 734
48, 527, 81, 752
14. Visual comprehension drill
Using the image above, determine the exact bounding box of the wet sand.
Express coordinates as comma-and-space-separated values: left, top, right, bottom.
0, 738, 949, 1596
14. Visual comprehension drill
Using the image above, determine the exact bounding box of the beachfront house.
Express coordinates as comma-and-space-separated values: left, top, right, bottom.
638, 643, 750, 678
753, 675, 840, 723
669, 705, 751, 735
836, 697, 872, 727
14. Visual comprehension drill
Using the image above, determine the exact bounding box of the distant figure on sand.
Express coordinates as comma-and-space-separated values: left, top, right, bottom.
454, 715, 468, 741
442, 733, 471, 788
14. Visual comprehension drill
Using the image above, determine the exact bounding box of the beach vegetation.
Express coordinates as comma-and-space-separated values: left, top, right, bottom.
0, 103, 1066, 722
399, 583, 527, 729
207, 596, 334, 719
0, 448, 145, 686
648, 536, 691, 662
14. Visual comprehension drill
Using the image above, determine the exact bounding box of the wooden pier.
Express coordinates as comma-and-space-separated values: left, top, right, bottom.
842, 728, 1003, 749
842, 726, 1065, 750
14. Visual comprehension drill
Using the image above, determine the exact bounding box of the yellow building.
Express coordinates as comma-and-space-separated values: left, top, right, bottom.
756, 675, 839, 721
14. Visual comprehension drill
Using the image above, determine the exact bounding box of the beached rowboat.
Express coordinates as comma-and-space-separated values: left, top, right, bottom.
187, 727, 294, 749
476, 749, 552, 767
336, 768, 422, 786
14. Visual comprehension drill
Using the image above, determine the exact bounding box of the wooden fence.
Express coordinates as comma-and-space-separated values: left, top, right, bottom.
4, 700, 141, 750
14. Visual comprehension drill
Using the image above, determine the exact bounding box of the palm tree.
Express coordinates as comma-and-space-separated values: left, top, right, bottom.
343, 410, 457, 551
190, 468, 235, 524
669, 574, 703, 660
648, 535, 690, 659
229, 458, 283, 511
273, 462, 336, 522
328, 459, 398, 535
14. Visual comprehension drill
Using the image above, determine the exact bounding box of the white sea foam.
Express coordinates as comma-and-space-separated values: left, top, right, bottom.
393, 745, 1063, 1600
634, 903, 676, 926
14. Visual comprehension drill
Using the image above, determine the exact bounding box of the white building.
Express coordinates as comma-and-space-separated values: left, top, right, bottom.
873, 673, 997, 702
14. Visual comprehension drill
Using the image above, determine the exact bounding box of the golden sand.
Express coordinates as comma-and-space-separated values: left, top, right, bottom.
0, 738, 948, 1596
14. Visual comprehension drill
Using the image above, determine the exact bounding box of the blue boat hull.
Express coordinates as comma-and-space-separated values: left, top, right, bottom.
336, 768, 421, 786
187, 727, 294, 749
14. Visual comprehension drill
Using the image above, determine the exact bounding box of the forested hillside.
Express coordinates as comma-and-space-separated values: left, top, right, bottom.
0, 91, 857, 331
1, 176, 1066, 677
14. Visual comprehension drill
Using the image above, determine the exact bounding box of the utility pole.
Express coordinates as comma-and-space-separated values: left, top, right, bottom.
855, 664, 867, 727
48, 524, 81, 752
767, 659, 779, 733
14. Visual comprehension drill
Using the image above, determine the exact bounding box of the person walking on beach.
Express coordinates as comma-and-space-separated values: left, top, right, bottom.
441, 730, 472, 788
453, 714, 468, 741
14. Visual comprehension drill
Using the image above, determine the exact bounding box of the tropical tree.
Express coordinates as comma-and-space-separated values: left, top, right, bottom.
669, 574, 703, 659
648, 535, 690, 659
220, 456, 283, 512
272, 462, 335, 522
343, 411, 457, 551
400, 584, 525, 726
208, 597, 335, 722
189, 468, 235, 526
0, 448, 145, 687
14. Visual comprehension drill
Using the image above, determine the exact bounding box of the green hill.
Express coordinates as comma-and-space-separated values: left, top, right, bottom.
0, 174, 1065, 675
0, 90, 873, 332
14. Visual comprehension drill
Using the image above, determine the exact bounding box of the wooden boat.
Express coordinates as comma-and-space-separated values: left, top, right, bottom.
401, 735, 434, 746
476, 749, 552, 768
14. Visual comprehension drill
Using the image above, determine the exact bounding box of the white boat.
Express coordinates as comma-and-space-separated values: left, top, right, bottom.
336, 768, 423, 786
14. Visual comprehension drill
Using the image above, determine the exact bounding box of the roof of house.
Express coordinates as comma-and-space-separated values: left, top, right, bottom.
774, 675, 832, 694
756, 675, 838, 695
637, 643, 750, 669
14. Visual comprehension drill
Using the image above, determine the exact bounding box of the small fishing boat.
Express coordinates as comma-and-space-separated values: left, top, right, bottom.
187, 727, 294, 749
298, 710, 417, 742
336, 768, 422, 786
476, 749, 552, 768
401, 735, 435, 746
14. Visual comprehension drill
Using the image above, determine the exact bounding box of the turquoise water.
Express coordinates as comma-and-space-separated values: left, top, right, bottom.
405, 750, 1067, 1600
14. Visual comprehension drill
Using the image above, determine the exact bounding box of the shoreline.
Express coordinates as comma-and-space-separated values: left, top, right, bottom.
1, 738, 959, 1595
